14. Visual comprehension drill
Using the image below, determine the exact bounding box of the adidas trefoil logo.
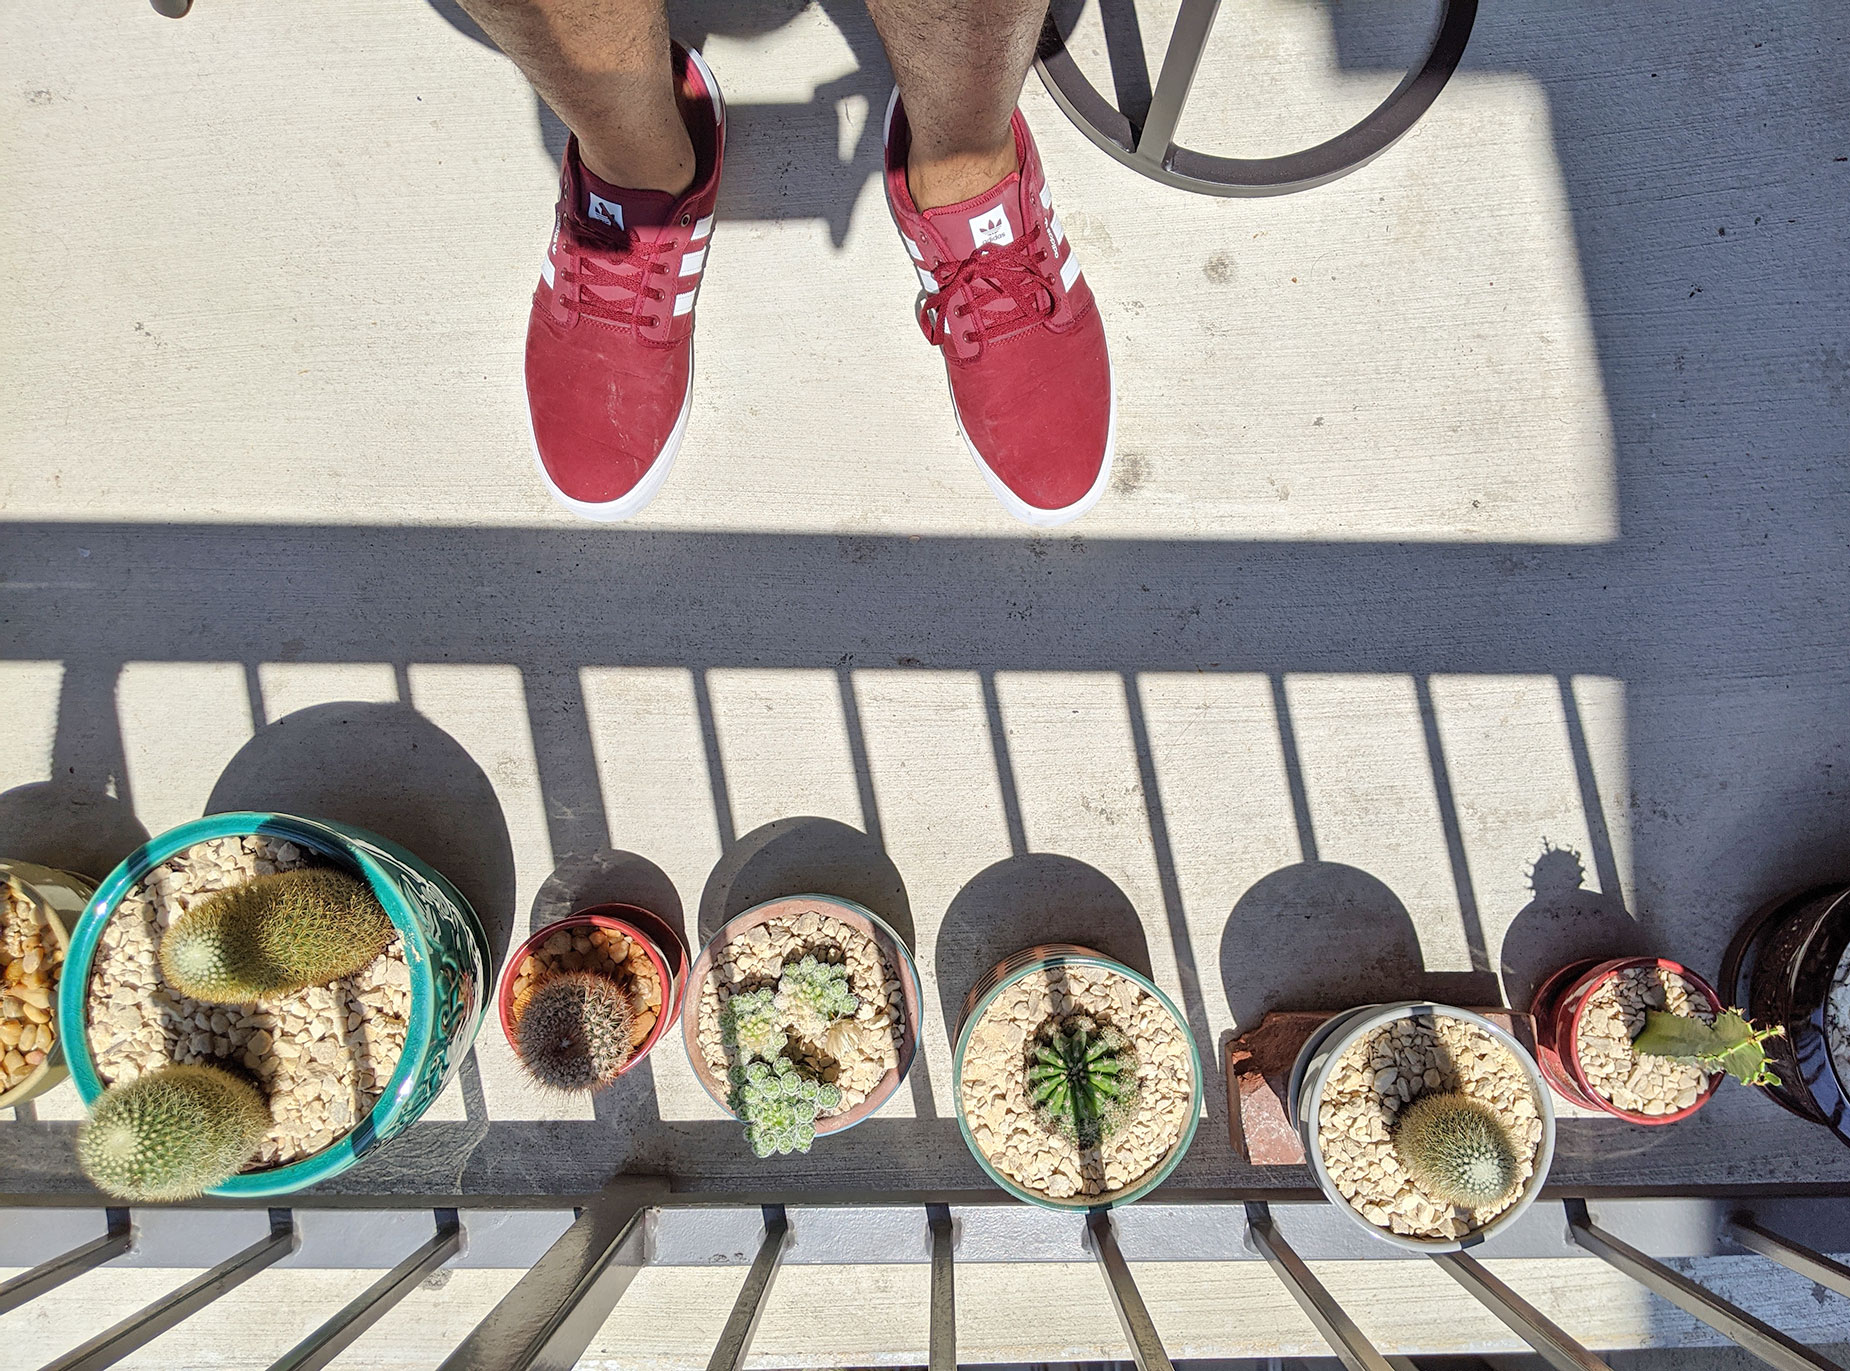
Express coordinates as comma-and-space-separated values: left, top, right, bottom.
968, 208, 1014, 248
587, 193, 625, 229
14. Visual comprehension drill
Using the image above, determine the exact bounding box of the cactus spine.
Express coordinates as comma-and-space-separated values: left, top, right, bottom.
730, 1055, 841, 1157
159, 867, 393, 1003
774, 955, 859, 1040
1391, 1092, 1519, 1208
1632, 1007, 1784, 1087
76, 1064, 271, 1201
513, 971, 637, 1093
1027, 1016, 1139, 1147
719, 986, 788, 1064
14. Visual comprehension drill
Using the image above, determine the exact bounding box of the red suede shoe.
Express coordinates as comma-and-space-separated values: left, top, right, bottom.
526, 45, 724, 520
883, 92, 1114, 527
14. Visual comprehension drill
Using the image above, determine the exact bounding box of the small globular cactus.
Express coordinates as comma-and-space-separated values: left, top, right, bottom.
159, 867, 393, 1004
719, 986, 787, 1064
514, 971, 636, 1093
77, 1064, 271, 1201
1633, 1007, 1784, 1086
730, 1055, 842, 1157
1028, 1015, 1140, 1148
774, 954, 858, 1040
1392, 1092, 1519, 1208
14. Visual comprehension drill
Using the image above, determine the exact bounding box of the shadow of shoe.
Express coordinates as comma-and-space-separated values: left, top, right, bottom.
204, 701, 517, 968
696, 815, 912, 952
1497, 839, 1643, 1010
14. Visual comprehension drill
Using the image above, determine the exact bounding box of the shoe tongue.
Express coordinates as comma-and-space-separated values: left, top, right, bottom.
923, 172, 1026, 258
579, 166, 678, 233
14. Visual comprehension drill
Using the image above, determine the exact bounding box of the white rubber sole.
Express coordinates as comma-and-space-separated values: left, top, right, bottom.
530, 341, 695, 523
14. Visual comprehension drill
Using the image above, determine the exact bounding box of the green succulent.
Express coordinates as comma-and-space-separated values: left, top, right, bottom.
774, 954, 859, 1040
1632, 1007, 1784, 1087
730, 1055, 841, 1157
1392, 1092, 1519, 1209
1027, 1015, 1140, 1148
514, 971, 635, 1093
718, 986, 787, 1064
159, 867, 393, 1003
77, 1064, 271, 1202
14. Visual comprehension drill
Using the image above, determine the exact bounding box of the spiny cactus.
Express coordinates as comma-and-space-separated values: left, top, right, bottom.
1027, 1015, 1139, 1148
159, 867, 393, 1004
774, 954, 858, 1040
77, 1064, 271, 1201
1392, 1092, 1519, 1209
1633, 1007, 1784, 1087
730, 1055, 841, 1157
719, 986, 787, 1064
514, 971, 636, 1092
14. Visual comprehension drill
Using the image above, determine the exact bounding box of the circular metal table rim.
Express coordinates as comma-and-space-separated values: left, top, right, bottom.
1035, 0, 1478, 196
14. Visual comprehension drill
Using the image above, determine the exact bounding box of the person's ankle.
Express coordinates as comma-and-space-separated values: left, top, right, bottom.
907, 140, 1020, 212
579, 132, 697, 198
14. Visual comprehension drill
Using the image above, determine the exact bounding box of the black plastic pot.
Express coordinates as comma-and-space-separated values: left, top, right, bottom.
1719, 884, 1850, 1140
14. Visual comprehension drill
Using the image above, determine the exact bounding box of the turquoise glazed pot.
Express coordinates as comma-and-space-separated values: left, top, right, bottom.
57, 812, 491, 1197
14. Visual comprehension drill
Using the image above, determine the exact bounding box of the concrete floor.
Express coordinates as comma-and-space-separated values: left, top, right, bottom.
3, 0, 1849, 1362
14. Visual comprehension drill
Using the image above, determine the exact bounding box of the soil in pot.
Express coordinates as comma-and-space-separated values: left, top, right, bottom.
1575, 965, 1715, 1116
506, 923, 664, 1068
2, 876, 65, 1095
959, 962, 1193, 1203
1317, 1011, 1544, 1242
85, 835, 410, 1169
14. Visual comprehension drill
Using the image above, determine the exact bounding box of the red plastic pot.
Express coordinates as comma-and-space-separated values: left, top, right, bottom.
1530, 956, 1724, 1123
498, 903, 688, 1079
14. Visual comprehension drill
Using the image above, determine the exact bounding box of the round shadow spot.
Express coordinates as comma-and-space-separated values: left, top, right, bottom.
532, 847, 688, 967
0, 780, 150, 883
205, 702, 516, 964
697, 816, 913, 953
935, 854, 1150, 1035
1498, 840, 1642, 1009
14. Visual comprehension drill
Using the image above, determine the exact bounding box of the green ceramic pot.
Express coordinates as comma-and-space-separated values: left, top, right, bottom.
57, 812, 491, 1197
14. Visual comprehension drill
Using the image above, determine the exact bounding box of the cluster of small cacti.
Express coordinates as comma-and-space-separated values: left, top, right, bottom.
1027, 1015, 1140, 1147
1632, 1007, 1784, 1087
159, 868, 393, 1004
730, 1055, 842, 1157
513, 971, 636, 1093
774, 955, 859, 1040
1391, 1092, 1519, 1208
77, 1064, 272, 1201
719, 986, 788, 1063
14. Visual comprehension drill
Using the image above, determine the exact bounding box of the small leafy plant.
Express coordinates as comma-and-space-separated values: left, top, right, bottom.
1392, 1092, 1519, 1209
514, 971, 636, 1093
775, 955, 858, 1040
1028, 1015, 1139, 1148
1632, 1007, 1784, 1087
159, 867, 393, 1003
77, 1064, 271, 1201
730, 1055, 842, 1157
719, 986, 787, 1063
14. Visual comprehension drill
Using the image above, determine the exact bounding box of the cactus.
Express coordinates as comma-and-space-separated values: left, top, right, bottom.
1392, 1092, 1519, 1209
774, 954, 858, 1040
76, 1064, 271, 1201
730, 1055, 841, 1157
1633, 1007, 1784, 1087
719, 986, 787, 1064
514, 971, 636, 1092
159, 868, 393, 1004
1027, 1016, 1139, 1148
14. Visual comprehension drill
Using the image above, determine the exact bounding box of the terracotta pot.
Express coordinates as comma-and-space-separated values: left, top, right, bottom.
1530, 956, 1724, 1123
498, 904, 686, 1079
681, 895, 921, 1136
1719, 884, 1850, 1139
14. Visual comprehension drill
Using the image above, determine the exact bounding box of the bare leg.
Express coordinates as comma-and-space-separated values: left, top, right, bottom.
863, 0, 1047, 209
455, 0, 694, 194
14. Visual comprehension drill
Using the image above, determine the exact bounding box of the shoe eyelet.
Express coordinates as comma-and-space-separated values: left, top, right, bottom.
679, 213, 692, 227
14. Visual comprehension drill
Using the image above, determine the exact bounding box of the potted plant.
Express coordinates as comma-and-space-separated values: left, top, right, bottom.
56, 812, 491, 1199
1530, 957, 1777, 1123
952, 944, 1200, 1208
682, 895, 920, 1156
498, 903, 687, 1091
1289, 1002, 1555, 1251
0, 860, 95, 1110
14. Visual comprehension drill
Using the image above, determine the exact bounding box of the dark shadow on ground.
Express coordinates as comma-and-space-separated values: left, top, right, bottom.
532, 847, 686, 957
1497, 839, 1645, 1011
0, 781, 147, 886
697, 815, 913, 951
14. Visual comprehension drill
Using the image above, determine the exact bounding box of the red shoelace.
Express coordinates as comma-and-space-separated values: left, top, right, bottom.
920, 224, 1056, 350
572, 232, 679, 332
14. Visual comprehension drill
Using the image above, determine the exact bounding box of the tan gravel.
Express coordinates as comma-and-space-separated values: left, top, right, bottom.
959, 964, 1193, 1203
1575, 965, 1714, 1115
1316, 1011, 1543, 1242
1, 877, 63, 1094
85, 836, 408, 1169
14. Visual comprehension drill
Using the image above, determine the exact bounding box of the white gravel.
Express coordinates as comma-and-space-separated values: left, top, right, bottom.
1575, 965, 1714, 1115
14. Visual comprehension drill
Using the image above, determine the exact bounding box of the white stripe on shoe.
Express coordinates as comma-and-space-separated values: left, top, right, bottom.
680, 247, 706, 275
1050, 214, 1066, 247
903, 236, 926, 261
673, 289, 698, 316
1059, 250, 1082, 291
691, 214, 714, 242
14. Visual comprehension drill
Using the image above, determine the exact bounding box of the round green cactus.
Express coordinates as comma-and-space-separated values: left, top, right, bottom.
730, 1056, 841, 1157
718, 986, 787, 1064
1392, 1091, 1520, 1208
158, 867, 393, 1003
77, 1064, 271, 1202
774, 955, 859, 1041
1028, 1015, 1140, 1148
514, 971, 636, 1093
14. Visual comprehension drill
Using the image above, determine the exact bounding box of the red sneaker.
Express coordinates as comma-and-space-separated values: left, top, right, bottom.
526, 45, 725, 520
883, 93, 1114, 527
